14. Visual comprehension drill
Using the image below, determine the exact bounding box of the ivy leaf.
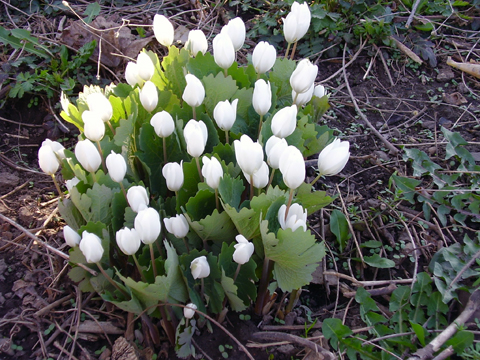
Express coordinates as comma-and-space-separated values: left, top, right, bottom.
322, 318, 353, 351
262, 221, 325, 292
391, 174, 421, 204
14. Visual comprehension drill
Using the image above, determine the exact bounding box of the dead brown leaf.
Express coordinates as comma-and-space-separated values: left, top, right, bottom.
61, 16, 153, 68
442, 92, 468, 105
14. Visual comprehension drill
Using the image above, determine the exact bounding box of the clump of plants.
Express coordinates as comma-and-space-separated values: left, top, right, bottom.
37, 3, 351, 356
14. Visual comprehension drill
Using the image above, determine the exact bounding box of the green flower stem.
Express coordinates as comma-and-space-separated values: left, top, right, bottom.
195, 157, 204, 181
249, 174, 254, 201
255, 257, 273, 315
119, 182, 127, 202
290, 41, 298, 60
310, 172, 323, 186
192, 106, 196, 120
95, 140, 106, 174
163, 137, 167, 164
224, 68, 228, 77
225, 130, 229, 145
182, 237, 190, 253
107, 120, 115, 136
51, 174, 64, 200
266, 168, 276, 191
91, 171, 97, 182
285, 42, 292, 59
257, 114, 264, 140
284, 188, 294, 220
285, 288, 301, 314
215, 188, 220, 212
293, 92, 299, 105
96, 262, 129, 298
149, 243, 157, 278
132, 254, 146, 282
233, 263, 242, 282
200, 278, 205, 301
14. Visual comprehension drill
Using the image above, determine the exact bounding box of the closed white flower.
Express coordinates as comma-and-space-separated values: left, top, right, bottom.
106, 151, 127, 183
116, 227, 141, 256
252, 79, 272, 116
190, 256, 210, 279
38, 142, 60, 175
79, 231, 104, 263
63, 225, 81, 247
233, 135, 264, 177
279, 146, 305, 190
213, 32, 235, 70
153, 14, 174, 47
136, 52, 155, 82
213, 99, 238, 131
75, 139, 102, 173
290, 58, 318, 95
140, 81, 158, 112
82, 110, 105, 142
202, 156, 223, 189
164, 214, 189, 238
243, 161, 269, 189
221, 17, 245, 51
184, 303, 197, 319
185, 30, 208, 56
125, 61, 144, 87
86, 93, 113, 122
317, 139, 350, 176
182, 74, 205, 108
184, 120, 208, 158
265, 136, 288, 169
233, 234, 254, 265
271, 105, 297, 139
134, 207, 161, 245
127, 185, 149, 213
313, 84, 327, 98
283, 1, 311, 44
151, 111, 175, 138
252, 41, 276, 74
162, 161, 184, 192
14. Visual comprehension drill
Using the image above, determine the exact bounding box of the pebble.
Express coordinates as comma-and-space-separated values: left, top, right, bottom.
0, 172, 20, 188
436, 67, 455, 82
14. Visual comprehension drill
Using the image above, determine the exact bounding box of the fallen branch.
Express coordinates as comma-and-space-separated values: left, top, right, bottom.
408, 289, 480, 360
252, 331, 335, 360
0, 212, 98, 276
342, 43, 400, 156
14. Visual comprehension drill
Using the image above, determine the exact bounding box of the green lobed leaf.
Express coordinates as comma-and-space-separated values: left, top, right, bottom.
185, 189, 216, 221
391, 174, 421, 204
269, 58, 295, 100
296, 182, 333, 215
202, 72, 239, 116
220, 270, 247, 311
186, 51, 222, 79
103, 291, 144, 314
161, 47, 190, 96
262, 221, 325, 292
445, 330, 474, 353
322, 318, 353, 351
58, 198, 85, 231
189, 209, 237, 243
218, 174, 245, 210
410, 321, 426, 347
218, 242, 257, 305
175, 318, 196, 359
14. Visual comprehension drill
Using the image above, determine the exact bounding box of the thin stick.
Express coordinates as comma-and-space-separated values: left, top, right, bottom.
342, 43, 399, 155
132, 254, 146, 282
405, 0, 423, 28
96, 262, 129, 298
0, 212, 97, 276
